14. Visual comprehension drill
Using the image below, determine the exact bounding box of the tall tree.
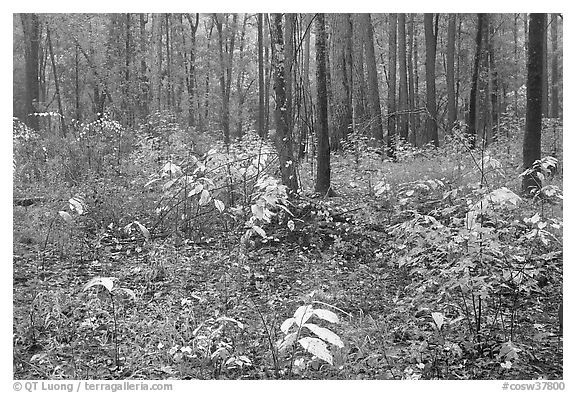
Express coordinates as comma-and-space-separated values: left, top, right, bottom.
46, 25, 66, 137
138, 14, 149, 118
20, 13, 41, 130
423, 13, 438, 147
488, 17, 499, 142
351, 13, 367, 130
407, 13, 417, 145
214, 13, 237, 145
257, 13, 266, 137
387, 14, 397, 158
550, 13, 560, 118
284, 13, 296, 135
184, 13, 199, 127
331, 13, 352, 151
446, 14, 457, 129
397, 13, 409, 141
467, 13, 485, 148
271, 13, 298, 193
522, 14, 545, 195
363, 13, 384, 142
315, 13, 331, 196
235, 13, 249, 138
541, 14, 548, 117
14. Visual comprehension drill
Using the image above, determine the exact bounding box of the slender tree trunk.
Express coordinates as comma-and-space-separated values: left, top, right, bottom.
214, 14, 237, 145
407, 14, 416, 145
139, 14, 149, 118
21, 13, 40, 130
351, 13, 367, 131
397, 14, 409, 141
331, 14, 352, 151
271, 13, 298, 193
467, 13, 485, 148
284, 13, 295, 136
387, 14, 397, 158
299, 13, 313, 158
315, 13, 331, 196
446, 14, 457, 130
265, 14, 271, 133
424, 13, 438, 147
203, 21, 214, 128
363, 13, 384, 142
185, 13, 199, 127
235, 14, 249, 138
541, 14, 548, 117
75, 43, 81, 122
522, 13, 545, 195
257, 13, 266, 136
514, 13, 519, 117
413, 14, 421, 143
46, 26, 66, 137
489, 18, 499, 142
550, 13, 559, 118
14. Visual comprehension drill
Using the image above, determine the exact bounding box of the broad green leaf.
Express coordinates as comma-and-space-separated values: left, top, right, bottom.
162, 178, 177, 191
188, 183, 203, 196
294, 305, 314, 326
251, 204, 265, 220
215, 316, 244, 329
69, 196, 85, 215
298, 337, 333, 365
431, 312, 445, 330
133, 221, 151, 241
303, 323, 344, 348
83, 277, 114, 293
199, 189, 210, 205
116, 287, 137, 301
214, 199, 225, 213
313, 308, 339, 324
58, 211, 73, 225
280, 317, 295, 334
252, 225, 266, 238
277, 332, 297, 353
287, 220, 295, 231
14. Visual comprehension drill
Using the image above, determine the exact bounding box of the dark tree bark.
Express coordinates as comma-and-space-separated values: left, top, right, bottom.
351, 13, 367, 131
446, 14, 457, 130
74, 43, 81, 122
20, 13, 40, 130
407, 13, 417, 145
467, 13, 485, 148
214, 13, 237, 145
522, 14, 545, 195
271, 13, 298, 193
315, 13, 331, 196
550, 13, 560, 118
257, 13, 266, 136
235, 14, 249, 138
185, 13, 199, 127
542, 14, 548, 117
284, 13, 295, 136
424, 13, 438, 147
413, 14, 420, 142
488, 18, 499, 142
363, 13, 384, 142
387, 14, 397, 158
139, 14, 149, 118
397, 13, 409, 141
331, 13, 353, 151
46, 26, 66, 137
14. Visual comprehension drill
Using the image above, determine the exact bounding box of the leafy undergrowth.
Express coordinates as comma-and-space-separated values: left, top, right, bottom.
13, 118, 563, 380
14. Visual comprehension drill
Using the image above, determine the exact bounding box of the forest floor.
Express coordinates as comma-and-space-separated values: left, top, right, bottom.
13, 136, 563, 380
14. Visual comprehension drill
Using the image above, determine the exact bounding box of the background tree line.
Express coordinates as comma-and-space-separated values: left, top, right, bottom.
14, 13, 563, 194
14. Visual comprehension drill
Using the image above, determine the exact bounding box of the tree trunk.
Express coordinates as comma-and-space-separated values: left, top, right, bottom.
46, 26, 66, 137
489, 18, 499, 142
550, 13, 560, 119
407, 14, 417, 145
139, 14, 149, 119
467, 13, 485, 148
214, 14, 237, 145
20, 13, 40, 130
522, 13, 545, 195
363, 13, 384, 142
315, 13, 331, 196
331, 14, 352, 151
271, 13, 298, 193
387, 14, 397, 158
446, 14, 457, 130
424, 13, 438, 147
185, 13, 199, 127
351, 13, 367, 131
235, 14, 249, 139
541, 14, 548, 118
413, 14, 421, 144
257, 13, 266, 137
397, 14, 409, 142
284, 13, 295, 136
